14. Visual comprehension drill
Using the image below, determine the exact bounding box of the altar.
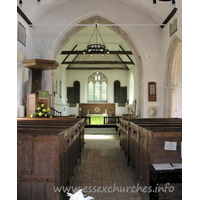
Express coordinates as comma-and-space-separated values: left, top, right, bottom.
86, 114, 108, 124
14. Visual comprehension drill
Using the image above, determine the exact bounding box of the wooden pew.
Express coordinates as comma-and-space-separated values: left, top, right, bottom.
119, 118, 182, 188
17, 118, 84, 200
17, 117, 85, 150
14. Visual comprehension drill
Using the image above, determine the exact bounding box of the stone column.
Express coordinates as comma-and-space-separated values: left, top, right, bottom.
17, 63, 25, 117
163, 87, 169, 118
168, 86, 178, 118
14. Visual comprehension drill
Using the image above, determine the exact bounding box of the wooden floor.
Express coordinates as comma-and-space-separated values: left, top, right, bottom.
68, 128, 147, 200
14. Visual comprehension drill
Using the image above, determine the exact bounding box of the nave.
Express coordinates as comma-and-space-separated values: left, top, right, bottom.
70, 128, 147, 200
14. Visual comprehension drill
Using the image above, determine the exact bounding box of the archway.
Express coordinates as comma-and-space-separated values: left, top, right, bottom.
164, 35, 182, 118
52, 15, 143, 117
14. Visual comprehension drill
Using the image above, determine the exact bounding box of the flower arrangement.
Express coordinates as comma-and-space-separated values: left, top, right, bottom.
30, 102, 53, 118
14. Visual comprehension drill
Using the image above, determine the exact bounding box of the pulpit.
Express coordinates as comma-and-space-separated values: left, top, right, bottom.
26, 91, 51, 117
22, 59, 59, 117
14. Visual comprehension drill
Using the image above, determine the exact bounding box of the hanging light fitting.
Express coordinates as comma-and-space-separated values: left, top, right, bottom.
83, 24, 109, 55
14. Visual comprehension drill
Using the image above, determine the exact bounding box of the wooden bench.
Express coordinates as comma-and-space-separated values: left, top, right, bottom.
17, 118, 84, 200
119, 118, 182, 189
17, 117, 85, 149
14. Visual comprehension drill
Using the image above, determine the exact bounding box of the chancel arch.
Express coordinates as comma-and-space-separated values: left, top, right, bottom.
164, 35, 182, 118
52, 15, 143, 117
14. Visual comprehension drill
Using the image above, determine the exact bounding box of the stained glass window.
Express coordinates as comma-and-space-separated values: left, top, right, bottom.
95, 82, 100, 101
88, 81, 94, 101
88, 71, 107, 102
101, 81, 107, 101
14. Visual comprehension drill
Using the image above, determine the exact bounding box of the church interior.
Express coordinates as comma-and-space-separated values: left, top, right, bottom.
14, 0, 190, 199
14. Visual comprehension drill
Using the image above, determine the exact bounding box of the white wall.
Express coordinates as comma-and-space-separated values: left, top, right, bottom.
17, 13, 34, 117
161, 7, 182, 117
177, 59, 182, 118
65, 69, 128, 116
67, 70, 128, 103
17, 14, 34, 60
17, 1, 182, 118
53, 65, 68, 115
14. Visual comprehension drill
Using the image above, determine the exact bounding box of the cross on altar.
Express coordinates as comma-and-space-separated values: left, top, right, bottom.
43, 92, 46, 96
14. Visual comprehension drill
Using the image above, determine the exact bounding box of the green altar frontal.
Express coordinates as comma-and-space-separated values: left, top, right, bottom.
86, 114, 108, 124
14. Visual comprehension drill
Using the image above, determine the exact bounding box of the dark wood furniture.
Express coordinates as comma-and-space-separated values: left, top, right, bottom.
149, 164, 182, 200
119, 118, 182, 187
26, 92, 51, 117
22, 59, 59, 93
79, 103, 115, 117
17, 117, 85, 200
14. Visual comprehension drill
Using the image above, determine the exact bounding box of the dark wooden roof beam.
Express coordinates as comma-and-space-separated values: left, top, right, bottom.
160, 8, 178, 28
66, 68, 128, 70
119, 45, 135, 65
61, 51, 133, 55
63, 61, 134, 65
61, 45, 78, 64
117, 55, 129, 70
17, 6, 33, 26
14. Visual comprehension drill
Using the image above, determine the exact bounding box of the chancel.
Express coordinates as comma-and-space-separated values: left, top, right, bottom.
17, 0, 182, 200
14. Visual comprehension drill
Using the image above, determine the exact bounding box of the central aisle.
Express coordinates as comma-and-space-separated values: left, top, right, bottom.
71, 128, 147, 200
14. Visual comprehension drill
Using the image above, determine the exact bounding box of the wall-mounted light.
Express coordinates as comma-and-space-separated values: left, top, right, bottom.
172, 0, 176, 7
153, 0, 156, 7
53, 91, 56, 97
153, 0, 176, 8
37, 0, 41, 5
18, 0, 41, 7
19, 0, 23, 7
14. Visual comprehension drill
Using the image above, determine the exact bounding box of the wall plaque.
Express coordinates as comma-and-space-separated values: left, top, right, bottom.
18, 22, 26, 46
170, 18, 177, 37
148, 82, 157, 101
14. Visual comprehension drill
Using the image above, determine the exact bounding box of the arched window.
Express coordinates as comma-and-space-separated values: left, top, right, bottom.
88, 71, 107, 102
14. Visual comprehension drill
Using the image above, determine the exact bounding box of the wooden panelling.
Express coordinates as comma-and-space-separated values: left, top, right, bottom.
79, 103, 115, 117
17, 118, 85, 200
67, 87, 74, 103
32, 70, 42, 93
114, 81, 120, 103
119, 118, 182, 187
114, 81, 127, 106
74, 81, 80, 103
120, 87, 127, 103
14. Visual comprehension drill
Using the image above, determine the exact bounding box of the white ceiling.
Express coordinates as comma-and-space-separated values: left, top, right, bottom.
17, 0, 181, 25
17, 0, 182, 69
